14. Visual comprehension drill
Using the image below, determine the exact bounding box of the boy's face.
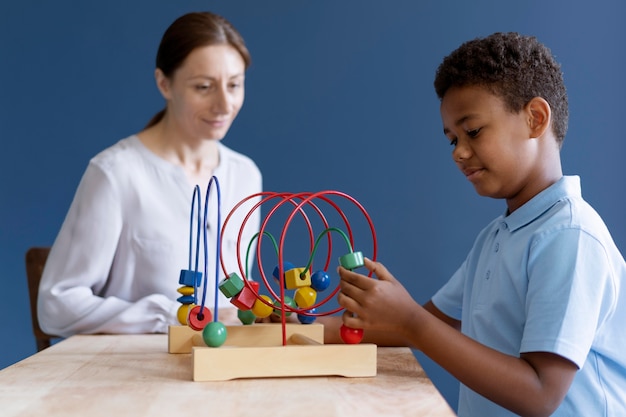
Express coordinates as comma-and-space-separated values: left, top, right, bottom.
440, 85, 543, 212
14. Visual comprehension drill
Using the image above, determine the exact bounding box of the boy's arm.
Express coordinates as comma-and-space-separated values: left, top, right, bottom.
423, 300, 461, 331
338, 258, 578, 417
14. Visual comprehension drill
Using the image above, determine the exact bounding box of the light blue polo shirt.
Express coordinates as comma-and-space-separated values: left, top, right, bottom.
432, 176, 626, 416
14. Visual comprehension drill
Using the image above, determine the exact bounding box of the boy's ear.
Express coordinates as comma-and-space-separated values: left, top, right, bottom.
526, 97, 551, 138
155, 68, 172, 100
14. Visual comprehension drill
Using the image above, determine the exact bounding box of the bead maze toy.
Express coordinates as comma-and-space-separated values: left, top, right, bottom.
168, 176, 378, 381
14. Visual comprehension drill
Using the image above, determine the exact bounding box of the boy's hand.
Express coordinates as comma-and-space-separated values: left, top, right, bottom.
337, 257, 419, 336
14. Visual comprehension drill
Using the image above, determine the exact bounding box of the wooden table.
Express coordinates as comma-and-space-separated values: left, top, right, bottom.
0, 334, 456, 417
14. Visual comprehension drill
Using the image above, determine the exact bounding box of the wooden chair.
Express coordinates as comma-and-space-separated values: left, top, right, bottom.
25, 247, 59, 351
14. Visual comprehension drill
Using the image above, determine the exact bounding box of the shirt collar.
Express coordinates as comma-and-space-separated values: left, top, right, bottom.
500, 176, 581, 232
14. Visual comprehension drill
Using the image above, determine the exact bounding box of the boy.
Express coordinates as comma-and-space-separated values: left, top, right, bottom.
335, 32, 626, 416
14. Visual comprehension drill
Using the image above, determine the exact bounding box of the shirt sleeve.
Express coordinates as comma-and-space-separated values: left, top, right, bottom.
431, 259, 467, 321
38, 162, 178, 337
520, 227, 616, 368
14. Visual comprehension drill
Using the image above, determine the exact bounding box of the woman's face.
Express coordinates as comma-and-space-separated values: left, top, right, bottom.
159, 44, 246, 141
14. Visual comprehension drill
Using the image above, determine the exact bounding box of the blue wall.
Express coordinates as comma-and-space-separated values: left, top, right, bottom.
1, 0, 625, 411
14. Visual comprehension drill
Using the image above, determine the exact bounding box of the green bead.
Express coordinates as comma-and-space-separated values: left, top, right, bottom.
202, 321, 227, 347
238, 309, 256, 325
219, 273, 244, 298
273, 295, 296, 317
339, 251, 364, 270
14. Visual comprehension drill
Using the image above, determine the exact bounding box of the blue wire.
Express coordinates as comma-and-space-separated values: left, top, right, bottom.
201, 176, 222, 322
189, 185, 202, 305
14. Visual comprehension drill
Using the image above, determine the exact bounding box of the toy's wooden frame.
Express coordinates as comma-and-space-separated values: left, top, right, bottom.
168, 324, 377, 381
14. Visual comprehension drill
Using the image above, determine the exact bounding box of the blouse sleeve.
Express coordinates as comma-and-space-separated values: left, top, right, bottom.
38, 162, 178, 337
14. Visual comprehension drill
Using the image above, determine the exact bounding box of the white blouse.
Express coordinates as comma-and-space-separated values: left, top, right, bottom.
38, 136, 262, 337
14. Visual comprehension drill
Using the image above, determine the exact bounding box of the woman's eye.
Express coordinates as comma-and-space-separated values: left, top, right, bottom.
467, 128, 481, 138
195, 84, 211, 91
449, 138, 458, 147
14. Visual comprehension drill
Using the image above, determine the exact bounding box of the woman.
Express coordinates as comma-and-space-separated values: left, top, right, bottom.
38, 11, 262, 337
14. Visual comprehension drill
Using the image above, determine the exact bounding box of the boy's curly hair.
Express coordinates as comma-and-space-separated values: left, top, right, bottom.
434, 32, 568, 147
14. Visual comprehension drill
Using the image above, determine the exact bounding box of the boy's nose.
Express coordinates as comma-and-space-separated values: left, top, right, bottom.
452, 141, 471, 162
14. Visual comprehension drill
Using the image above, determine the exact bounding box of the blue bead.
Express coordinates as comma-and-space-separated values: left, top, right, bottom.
272, 261, 295, 280
179, 269, 202, 287
310, 270, 331, 292
272, 261, 295, 288
176, 295, 195, 304
297, 308, 317, 324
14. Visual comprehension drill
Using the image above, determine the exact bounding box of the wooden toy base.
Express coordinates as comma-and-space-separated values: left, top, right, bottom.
168, 324, 377, 381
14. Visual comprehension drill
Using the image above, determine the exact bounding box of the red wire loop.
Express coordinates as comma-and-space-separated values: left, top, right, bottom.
220, 191, 378, 345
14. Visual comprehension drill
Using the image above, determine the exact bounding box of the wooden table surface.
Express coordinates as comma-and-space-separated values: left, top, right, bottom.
0, 334, 456, 417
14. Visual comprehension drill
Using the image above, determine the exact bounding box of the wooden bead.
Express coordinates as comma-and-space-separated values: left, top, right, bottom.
230, 286, 257, 310
294, 286, 317, 309
177, 285, 195, 296
176, 303, 194, 326
238, 309, 256, 325
311, 270, 331, 292
338, 251, 364, 270
251, 295, 274, 318
247, 280, 260, 293
273, 296, 296, 317
340, 324, 364, 344
284, 267, 311, 290
176, 295, 195, 304
219, 272, 244, 298
187, 305, 212, 331
179, 269, 202, 287
272, 262, 295, 288
202, 321, 227, 347
297, 308, 317, 324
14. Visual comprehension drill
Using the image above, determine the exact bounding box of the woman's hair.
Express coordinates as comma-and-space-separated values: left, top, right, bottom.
434, 32, 568, 147
145, 11, 251, 128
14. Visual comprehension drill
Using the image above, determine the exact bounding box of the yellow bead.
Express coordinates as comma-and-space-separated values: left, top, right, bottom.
177, 303, 195, 325
177, 286, 195, 296
284, 267, 311, 290
294, 286, 317, 309
251, 295, 274, 318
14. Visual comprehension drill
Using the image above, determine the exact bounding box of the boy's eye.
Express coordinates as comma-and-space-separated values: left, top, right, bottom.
467, 128, 481, 138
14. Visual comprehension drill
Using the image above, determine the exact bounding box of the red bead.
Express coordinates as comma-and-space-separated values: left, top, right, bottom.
247, 280, 260, 293
187, 305, 212, 331
340, 324, 363, 344
230, 286, 257, 310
